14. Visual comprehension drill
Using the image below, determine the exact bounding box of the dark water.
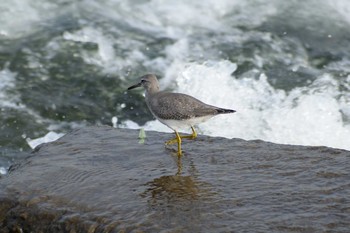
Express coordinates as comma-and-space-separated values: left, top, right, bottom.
1, 126, 349, 232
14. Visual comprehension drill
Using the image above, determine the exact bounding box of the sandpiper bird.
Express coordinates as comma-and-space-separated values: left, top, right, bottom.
127, 74, 236, 156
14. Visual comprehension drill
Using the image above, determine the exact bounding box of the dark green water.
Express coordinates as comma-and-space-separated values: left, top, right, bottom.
1, 0, 350, 171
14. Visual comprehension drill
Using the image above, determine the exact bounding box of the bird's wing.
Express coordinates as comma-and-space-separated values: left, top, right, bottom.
149, 92, 215, 120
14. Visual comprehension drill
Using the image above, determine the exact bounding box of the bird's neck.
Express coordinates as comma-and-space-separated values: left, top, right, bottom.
146, 87, 159, 96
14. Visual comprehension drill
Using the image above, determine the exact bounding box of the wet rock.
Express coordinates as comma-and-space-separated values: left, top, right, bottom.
0, 126, 350, 232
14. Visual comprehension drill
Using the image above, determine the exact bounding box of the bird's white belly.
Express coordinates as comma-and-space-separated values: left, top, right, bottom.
157, 116, 213, 131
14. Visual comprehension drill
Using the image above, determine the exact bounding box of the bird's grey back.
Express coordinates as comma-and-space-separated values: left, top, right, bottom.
146, 91, 221, 120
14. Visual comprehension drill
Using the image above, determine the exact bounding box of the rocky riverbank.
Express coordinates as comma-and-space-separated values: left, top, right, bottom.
1, 126, 349, 232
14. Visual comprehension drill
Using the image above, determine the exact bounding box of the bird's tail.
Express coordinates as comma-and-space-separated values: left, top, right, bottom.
216, 108, 236, 114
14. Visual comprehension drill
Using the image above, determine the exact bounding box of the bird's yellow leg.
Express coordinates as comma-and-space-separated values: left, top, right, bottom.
175, 131, 182, 156
166, 127, 197, 144
165, 130, 182, 156
180, 126, 197, 140
165, 127, 196, 156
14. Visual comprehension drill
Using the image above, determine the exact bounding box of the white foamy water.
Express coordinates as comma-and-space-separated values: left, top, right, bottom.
125, 60, 350, 150
0, 0, 63, 39
1, 0, 350, 157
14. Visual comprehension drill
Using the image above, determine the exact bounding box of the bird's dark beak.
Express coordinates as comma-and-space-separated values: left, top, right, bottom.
127, 82, 142, 90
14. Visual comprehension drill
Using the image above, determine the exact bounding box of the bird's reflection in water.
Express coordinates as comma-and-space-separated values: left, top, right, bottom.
141, 155, 213, 202
142, 174, 199, 201
140, 154, 216, 231
141, 155, 216, 232
175, 154, 183, 176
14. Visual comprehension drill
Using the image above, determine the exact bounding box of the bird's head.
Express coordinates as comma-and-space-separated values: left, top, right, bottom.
127, 74, 160, 94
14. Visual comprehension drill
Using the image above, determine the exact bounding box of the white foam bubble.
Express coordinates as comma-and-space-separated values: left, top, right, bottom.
117, 120, 140, 130
111, 116, 118, 128
0, 167, 7, 175
26, 131, 65, 149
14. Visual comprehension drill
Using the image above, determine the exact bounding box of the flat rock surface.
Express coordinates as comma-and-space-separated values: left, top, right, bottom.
0, 126, 350, 232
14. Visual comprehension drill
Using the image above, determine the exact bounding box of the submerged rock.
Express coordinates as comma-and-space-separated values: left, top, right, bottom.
0, 126, 349, 232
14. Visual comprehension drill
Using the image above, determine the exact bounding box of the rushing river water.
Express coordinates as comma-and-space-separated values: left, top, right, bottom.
1, 0, 350, 171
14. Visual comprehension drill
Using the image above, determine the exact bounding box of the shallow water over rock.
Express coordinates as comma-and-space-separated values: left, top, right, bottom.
1, 126, 349, 232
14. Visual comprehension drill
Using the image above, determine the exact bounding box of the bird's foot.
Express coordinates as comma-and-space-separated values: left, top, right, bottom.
165, 130, 183, 156
165, 138, 178, 145
180, 126, 197, 140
